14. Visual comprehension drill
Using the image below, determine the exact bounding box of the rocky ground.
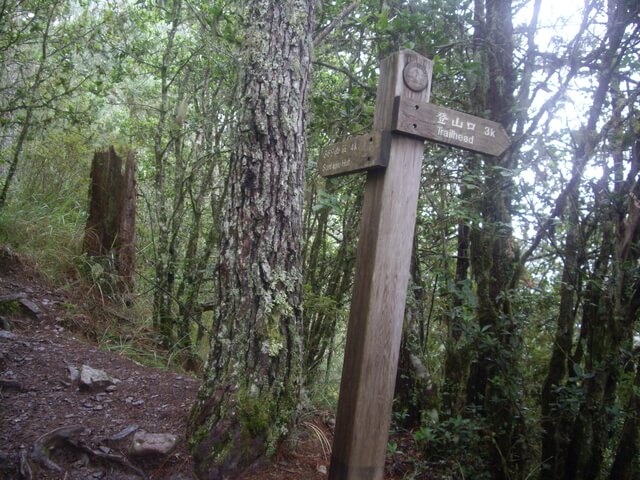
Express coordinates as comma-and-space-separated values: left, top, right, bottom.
0, 248, 335, 480
0, 247, 427, 480
0, 249, 198, 479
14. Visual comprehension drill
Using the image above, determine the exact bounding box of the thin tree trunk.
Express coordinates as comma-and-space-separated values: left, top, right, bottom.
441, 199, 472, 417
394, 237, 436, 427
539, 185, 581, 480
608, 348, 640, 480
564, 184, 615, 480
558, 3, 637, 478
0, 6, 53, 209
607, 140, 640, 480
303, 186, 360, 379
175, 130, 226, 363
0, 109, 33, 209
152, 0, 182, 344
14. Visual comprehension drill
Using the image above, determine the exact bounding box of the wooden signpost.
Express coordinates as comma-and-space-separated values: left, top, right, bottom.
392, 96, 510, 156
319, 50, 510, 480
319, 131, 392, 178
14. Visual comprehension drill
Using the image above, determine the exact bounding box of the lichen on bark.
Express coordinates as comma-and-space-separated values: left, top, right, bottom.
187, 1, 315, 478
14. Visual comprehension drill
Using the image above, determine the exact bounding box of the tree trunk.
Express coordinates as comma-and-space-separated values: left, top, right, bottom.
303, 182, 361, 380
83, 147, 136, 295
539, 186, 582, 480
441, 200, 472, 417
0, 6, 53, 209
609, 351, 640, 480
187, 1, 315, 478
394, 240, 437, 428
463, 1, 525, 478
556, 4, 638, 479
563, 184, 615, 480
0, 109, 33, 209
151, 0, 182, 345
564, 135, 640, 480
606, 142, 640, 480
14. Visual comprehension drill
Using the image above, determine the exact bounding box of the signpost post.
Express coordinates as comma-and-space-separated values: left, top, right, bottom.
320, 50, 510, 480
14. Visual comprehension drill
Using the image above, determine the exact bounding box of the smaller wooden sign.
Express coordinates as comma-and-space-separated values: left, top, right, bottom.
392, 96, 511, 157
318, 131, 392, 178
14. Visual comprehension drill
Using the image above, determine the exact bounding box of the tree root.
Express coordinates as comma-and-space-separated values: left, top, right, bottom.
0, 379, 23, 391
18, 448, 32, 480
27, 425, 148, 479
31, 425, 76, 473
69, 439, 148, 479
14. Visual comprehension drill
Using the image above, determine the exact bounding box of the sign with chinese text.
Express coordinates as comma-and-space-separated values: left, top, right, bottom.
392, 96, 511, 157
318, 131, 392, 178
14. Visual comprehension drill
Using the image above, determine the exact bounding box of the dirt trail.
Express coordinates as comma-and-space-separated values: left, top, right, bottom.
0, 249, 198, 479
0, 249, 333, 480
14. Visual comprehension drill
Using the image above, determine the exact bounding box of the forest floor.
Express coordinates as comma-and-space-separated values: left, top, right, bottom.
0, 247, 432, 480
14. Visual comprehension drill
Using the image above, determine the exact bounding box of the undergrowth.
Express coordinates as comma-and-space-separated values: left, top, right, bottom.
61, 280, 192, 373
0, 195, 85, 283
0, 204, 190, 374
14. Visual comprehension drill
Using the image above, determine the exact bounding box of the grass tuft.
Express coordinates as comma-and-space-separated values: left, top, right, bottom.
0, 194, 86, 282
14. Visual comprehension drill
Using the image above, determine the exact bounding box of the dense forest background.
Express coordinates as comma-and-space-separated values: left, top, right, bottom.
1, 0, 639, 479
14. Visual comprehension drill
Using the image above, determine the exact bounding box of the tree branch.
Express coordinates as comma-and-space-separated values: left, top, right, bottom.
313, 60, 373, 92
314, 1, 359, 47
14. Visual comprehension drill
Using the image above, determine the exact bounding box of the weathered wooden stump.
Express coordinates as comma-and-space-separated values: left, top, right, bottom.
84, 146, 136, 294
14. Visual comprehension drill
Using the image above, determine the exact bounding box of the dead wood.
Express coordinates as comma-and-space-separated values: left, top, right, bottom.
106, 424, 140, 444
0, 292, 27, 303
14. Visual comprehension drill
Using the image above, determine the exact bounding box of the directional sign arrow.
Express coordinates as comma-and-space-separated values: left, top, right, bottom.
392, 96, 511, 157
318, 130, 392, 178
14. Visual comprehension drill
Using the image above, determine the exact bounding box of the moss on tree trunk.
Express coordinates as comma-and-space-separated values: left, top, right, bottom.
187, 1, 315, 478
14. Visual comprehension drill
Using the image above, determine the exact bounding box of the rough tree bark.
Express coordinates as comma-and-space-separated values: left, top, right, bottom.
83, 147, 136, 294
463, 1, 524, 479
187, 1, 315, 478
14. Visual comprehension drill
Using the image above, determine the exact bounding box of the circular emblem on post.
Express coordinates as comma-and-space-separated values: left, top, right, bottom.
403, 61, 429, 92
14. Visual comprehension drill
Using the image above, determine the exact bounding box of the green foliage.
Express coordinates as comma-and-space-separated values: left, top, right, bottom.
75, 253, 129, 301
19, 130, 92, 199
303, 285, 343, 324
0, 300, 21, 316
305, 348, 343, 411
414, 414, 491, 480
0, 129, 91, 278
386, 439, 402, 457
98, 326, 171, 371
0, 193, 86, 281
